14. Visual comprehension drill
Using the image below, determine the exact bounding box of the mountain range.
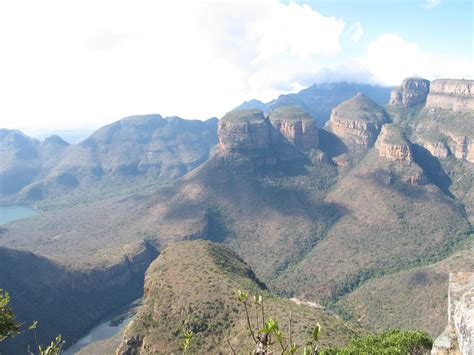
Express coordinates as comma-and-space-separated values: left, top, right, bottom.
0, 79, 472, 354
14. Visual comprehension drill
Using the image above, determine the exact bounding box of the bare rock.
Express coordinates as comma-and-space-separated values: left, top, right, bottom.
389, 77, 430, 107
326, 93, 388, 152
417, 138, 451, 159
269, 106, 318, 151
444, 131, 474, 164
217, 109, 271, 152
426, 79, 474, 112
432, 272, 474, 355
375, 124, 413, 162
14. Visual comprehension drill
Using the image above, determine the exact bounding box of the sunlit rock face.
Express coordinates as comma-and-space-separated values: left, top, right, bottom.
269, 106, 318, 151
375, 124, 413, 162
326, 92, 388, 152
426, 79, 474, 112
432, 272, 474, 355
389, 77, 430, 107
217, 109, 271, 153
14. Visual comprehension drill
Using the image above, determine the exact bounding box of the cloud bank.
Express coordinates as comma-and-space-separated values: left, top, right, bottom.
0, 0, 471, 130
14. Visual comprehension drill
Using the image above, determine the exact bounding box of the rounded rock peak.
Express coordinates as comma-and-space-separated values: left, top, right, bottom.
220, 109, 265, 124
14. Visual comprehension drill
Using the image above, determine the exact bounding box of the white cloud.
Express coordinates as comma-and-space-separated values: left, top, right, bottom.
0, 0, 345, 130
364, 33, 473, 85
424, 0, 441, 9
350, 22, 364, 43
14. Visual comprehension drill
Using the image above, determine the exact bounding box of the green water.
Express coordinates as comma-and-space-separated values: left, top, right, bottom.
0, 205, 39, 224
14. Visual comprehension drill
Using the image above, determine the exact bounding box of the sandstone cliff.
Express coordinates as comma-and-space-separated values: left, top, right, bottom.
375, 124, 413, 162
326, 93, 389, 154
374, 124, 426, 185
412, 108, 474, 164
269, 106, 318, 151
432, 272, 474, 354
389, 77, 430, 107
426, 79, 474, 112
218, 109, 271, 152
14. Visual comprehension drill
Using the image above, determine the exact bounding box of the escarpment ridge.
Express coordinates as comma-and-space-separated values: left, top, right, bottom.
1, 77, 473, 354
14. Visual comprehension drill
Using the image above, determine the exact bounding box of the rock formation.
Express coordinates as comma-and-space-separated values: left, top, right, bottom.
218, 109, 272, 153
389, 77, 430, 107
375, 124, 413, 162
326, 93, 388, 153
426, 79, 474, 112
432, 272, 474, 354
269, 106, 318, 151
412, 109, 473, 164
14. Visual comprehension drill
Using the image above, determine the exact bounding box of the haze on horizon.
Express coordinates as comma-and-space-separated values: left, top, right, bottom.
0, 0, 472, 132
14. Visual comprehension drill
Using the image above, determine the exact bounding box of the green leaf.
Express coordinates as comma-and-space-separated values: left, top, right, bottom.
29, 321, 38, 330
312, 322, 321, 342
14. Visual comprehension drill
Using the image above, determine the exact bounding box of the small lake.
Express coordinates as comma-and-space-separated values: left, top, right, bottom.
63, 304, 136, 354
0, 205, 39, 224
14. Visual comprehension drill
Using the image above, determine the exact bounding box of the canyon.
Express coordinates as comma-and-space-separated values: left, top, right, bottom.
0, 78, 473, 354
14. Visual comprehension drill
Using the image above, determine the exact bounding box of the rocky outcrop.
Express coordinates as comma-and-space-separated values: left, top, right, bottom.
426, 79, 474, 112
416, 130, 473, 164
326, 93, 388, 153
218, 109, 271, 152
389, 78, 430, 107
445, 132, 474, 164
375, 124, 413, 162
269, 106, 318, 151
417, 138, 451, 159
432, 272, 474, 354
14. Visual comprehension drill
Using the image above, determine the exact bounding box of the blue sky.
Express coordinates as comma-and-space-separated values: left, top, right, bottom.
300, 0, 472, 58
0, 0, 472, 131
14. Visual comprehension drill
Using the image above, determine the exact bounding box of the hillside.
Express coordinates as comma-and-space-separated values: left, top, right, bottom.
0, 115, 217, 207
337, 237, 474, 336
116, 240, 363, 354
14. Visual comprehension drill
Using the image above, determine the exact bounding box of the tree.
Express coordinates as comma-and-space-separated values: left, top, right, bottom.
0, 289, 65, 354
0, 289, 21, 341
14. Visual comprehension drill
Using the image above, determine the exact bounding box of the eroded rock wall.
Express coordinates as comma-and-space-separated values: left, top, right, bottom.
389, 77, 430, 107
426, 79, 474, 112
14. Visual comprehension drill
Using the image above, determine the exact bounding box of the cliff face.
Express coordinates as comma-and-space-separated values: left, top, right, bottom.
411, 107, 474, 164
426, 79, 474, 112
389, 77, 430, 107
269, 106, 318, 151
218, 109, 271, 152
0, 241, 158, 354
432, 272, 474, 355
326, 93, 388, 153
374, 124, 426, 185
375, 124, 413, 162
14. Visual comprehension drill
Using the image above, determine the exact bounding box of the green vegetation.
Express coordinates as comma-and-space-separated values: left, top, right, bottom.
221, 109, 266, 123
269, 106, 314, 121
232, 289, 322, 354
379, 124, 409, 146
231, 289, 432, 355
0, 290, 20, 342
333, 93, 388, 123
324, 329, 433, 354
0, 290, 64, 354
122, 241, 363, 353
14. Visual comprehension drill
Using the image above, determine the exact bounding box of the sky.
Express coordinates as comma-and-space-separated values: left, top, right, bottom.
0, 0, 472, 131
